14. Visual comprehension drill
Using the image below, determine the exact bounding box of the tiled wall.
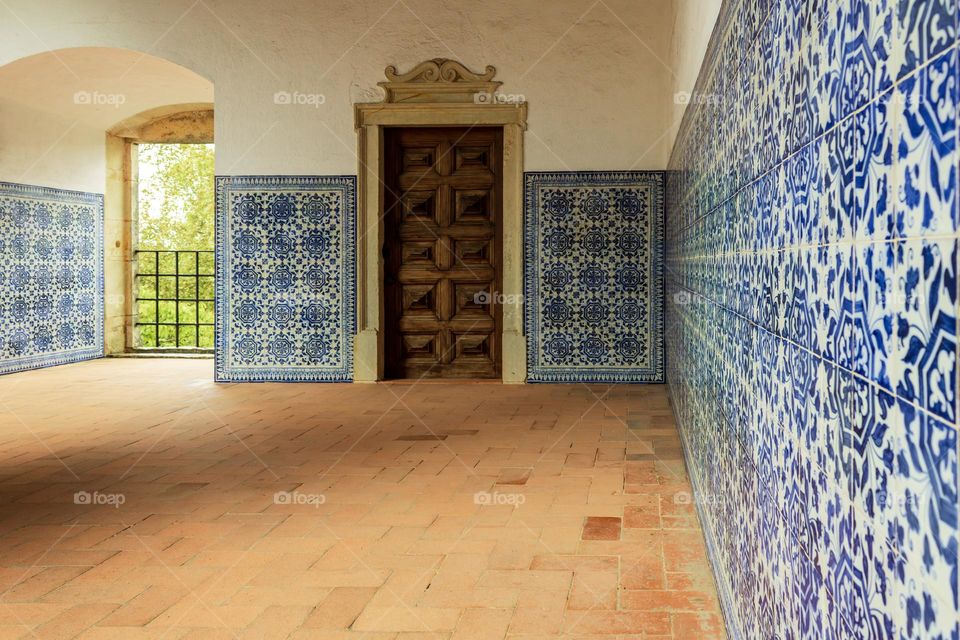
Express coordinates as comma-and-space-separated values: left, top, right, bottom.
524, 172, 664, 383
215, 176, 355, 382
0, 182, 103, 375
666, 1, 959, 638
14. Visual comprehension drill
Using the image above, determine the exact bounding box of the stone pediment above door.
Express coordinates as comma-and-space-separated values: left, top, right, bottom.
353, 58, 527, 383
377, 58, 502, 103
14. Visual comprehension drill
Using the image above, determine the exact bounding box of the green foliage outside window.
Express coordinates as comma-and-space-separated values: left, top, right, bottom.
136, 144, 215, 349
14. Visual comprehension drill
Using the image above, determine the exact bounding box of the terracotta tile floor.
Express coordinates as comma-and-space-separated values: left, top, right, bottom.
0, 359, 725, 639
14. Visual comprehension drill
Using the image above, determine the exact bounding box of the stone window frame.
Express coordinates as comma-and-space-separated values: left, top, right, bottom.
105, 104, 214, 353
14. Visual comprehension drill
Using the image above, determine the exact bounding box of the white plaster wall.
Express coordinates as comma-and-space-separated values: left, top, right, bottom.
0, 47, 213, 190
666, 0, 723, 152
0, 100, 105, 191
0, 0, 678, 178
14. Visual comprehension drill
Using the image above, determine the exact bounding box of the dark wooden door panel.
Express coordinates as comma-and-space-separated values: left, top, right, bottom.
384, 127, 502, 379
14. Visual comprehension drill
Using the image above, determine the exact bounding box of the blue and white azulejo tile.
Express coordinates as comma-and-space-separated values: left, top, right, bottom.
0, 182, 103, 375
524, 171, 663, 383
215, 175, 355, 382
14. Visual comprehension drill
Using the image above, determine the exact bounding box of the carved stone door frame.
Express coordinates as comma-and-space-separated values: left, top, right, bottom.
354, 59, 527, 383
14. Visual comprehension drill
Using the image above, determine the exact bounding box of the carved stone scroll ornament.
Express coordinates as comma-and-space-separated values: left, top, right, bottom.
384, 58, 496, 83
378, 58, 503, 103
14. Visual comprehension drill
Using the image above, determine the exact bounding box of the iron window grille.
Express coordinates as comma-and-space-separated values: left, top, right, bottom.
134, 250, 215, 350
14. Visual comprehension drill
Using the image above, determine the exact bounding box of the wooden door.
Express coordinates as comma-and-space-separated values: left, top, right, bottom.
383, 127, 502, 379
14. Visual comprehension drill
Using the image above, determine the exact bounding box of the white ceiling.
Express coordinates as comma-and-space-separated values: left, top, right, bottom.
0, 47, 213, 130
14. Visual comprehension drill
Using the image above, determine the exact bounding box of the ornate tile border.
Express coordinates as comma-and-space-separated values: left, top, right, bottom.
215, 176, 356, 382
524, 171, 664, 383
0, 181, 104, 375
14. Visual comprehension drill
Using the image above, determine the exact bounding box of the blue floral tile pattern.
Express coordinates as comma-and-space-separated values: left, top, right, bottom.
0, 182, 103, 375
215, 176, 355, 382
894, 49, 957, 238
852, 242, 897, 392
894, 238, 957, 423
891, 401, 958, 634
524, 171, 663, 383
853, 92, 894, 241
839, 0, 893, 119
665, 1, 960, 638
895, 0, 958, 80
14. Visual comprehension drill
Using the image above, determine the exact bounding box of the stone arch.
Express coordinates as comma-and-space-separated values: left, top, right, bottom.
0, 47, 214, 356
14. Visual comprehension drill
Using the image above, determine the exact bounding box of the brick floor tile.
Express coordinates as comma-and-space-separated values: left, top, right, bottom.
98, 586, 185, 626
622, 497, 661, 529
581, 517, 621, 541
619, 589, 716, 611
620, 553, 665, 590
32, 603, 119, 638
508, 605, 564, 634
562, 610, 672, 635
0, 360, 725, 639
449, 608, 511, 640
671, 611, 726, 638
352, 607, 461, 632
566, 571, 618, 610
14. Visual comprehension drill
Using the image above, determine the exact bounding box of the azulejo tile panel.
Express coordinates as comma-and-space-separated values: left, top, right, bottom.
666, 1, 960, 638
0, 182, 104, 375
524, 171, 663, 383
215, 176, 355, 382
